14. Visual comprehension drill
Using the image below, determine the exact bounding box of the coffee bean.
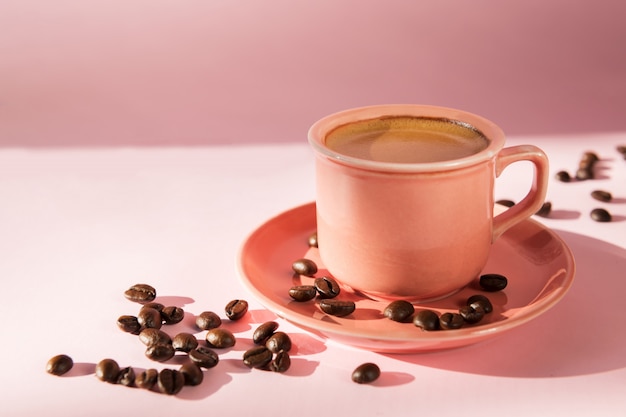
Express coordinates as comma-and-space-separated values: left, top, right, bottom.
142, 302, 164, 312
269, 350, 291, 373
117, 366, 135, 386
46, 354, 73, 376
95, 358, 120, 383
189, 346, 220, 369
225, 299, 248, 321
555, 171, 571, 182
591, 208, 612, 222
116, 315, 141, 334
466, 294, 493, 314
135, 368, 158, 390
157, 368, 185, 395
459, 304, 485, 324
581, 151, 599, 164
124, 284, 156, 304
308, 232, 318, 248
439, 312, 464, 330
206, 328, 236, 349
180, 362, 204, 386
292, 258, 318, 276
243, 346, 273, 369
591, 190, 612, 202
145, 343, 175, 362
479, 273, 508, 292
137, 307, 163, 329
319, 299, 355, 317
195, 311, 222, 330
266, 331, 292, 353
535, 201, 552, 217
413, 309, 440, 331
288, 285, 317, 302
252, 321, 279, 345
314, 276, 341, 299
351, 363, 380, 384
172, 332, 199, 352
139, 328, 172, 347
617, 145, 626, 155
576, 167, 593, 180
495, 199, 515, 208
383, 300, 415, 323
161, 306, 185, 324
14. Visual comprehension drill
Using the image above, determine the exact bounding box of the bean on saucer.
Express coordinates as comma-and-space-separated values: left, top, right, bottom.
292, 258, 318, 276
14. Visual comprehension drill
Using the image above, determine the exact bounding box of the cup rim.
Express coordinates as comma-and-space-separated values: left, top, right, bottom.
307, 104, 506, 172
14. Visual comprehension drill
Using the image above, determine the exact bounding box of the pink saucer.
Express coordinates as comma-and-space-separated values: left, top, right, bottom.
237, 203, 575, 353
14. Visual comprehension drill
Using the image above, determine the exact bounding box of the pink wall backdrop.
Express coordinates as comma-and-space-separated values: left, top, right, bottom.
1, 0, 625, 147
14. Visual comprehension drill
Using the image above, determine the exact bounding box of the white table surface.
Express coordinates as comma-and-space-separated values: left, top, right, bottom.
1, 133, 625, 416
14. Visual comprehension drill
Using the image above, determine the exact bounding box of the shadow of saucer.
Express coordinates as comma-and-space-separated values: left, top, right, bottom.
384, 230, 626, 378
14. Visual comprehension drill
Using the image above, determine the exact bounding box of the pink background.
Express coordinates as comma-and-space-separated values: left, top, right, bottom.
2, 0, 626, 147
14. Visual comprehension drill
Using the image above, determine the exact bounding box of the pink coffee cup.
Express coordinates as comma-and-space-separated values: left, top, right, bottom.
308, 104, 549, 301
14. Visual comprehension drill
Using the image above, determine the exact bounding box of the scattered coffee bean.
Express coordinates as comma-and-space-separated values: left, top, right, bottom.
495, 199, 515, 208
319, 299, 356, 317
225, 299, 248, 321
314, 276, 341, 299
413, 309, 440, 331
351, 363, 380, 384
180, 362, 204, 386
137, 307, 163, 329
535, 201, 552, 217
576, 167, 593, 180
308, 232, 318, 248
252, 321, 279, 345
466, 294, 493, 314
205, 328, 236, 349
117, 366, 135, 387
188, 346, 220, 369
288, 285, 317, 302
141, 302, 164, 312
555, 170, 571, 182
135, 368, 158, 390
145, 343, 175, 362
116, 315, 141, 334
269, 350, 291, 373
459, 304, 485, 324
161, 306, 185, 324
195, 311, 222, 330
383, 300, 415, 323
292, 258, 318, 276
266, 331, 292, 353
439, 312, 464, 330
591, 190, 612, 202
172, 332, 199, 352
124, 284, 156, 304
95, 358, 120, 383
46, 354, 73, 376
243, 346, 273, 369
581, 151, 599, 164
617, 145, 626, 159
139, 328, 172, 347
157, 368, 185, 395
479, 273, 508, 292
590, 208, 612, 222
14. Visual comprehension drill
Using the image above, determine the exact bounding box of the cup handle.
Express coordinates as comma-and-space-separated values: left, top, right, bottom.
492, 145, 549, 242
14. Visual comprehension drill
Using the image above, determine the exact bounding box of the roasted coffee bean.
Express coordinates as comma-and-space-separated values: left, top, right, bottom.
314, 276, 341, 299
117, 366, 135, 386
116, 315, 141, 334
591, 208, 612, 222
180, 362, 204, 386
46, 354, 73, 376
266, 331, 292, 353
576, 167, 593, 180
319, 299, 356, 317
189, 346, 220, 369
479, 273, 508, 292
581, 151, 599, 164
617, 145, 626, 154
351, 363, 381, 384
124, 284, 156, 304
145, 343, 175, 362
270, 350, 291, 373
288, 285, 317, 302
555, 170, 571, 182
535, 201, 552, 217
135, 368, 158, 390
308, 232, 318, 248
142, 301, 164, 312
495, 199, 515, 208
292, 258, 318, 276
225, 299, 248, 321
137, 307, 163, 329
161, 306, 185, 324
139, 328, 172, 347
195, 311, 222, 330
243, 346, 273, 369
206, 328, 236, 349
383, 300, 415, 323
591, 190, 613, 202
95, 358, 120, 383
172, 332, 199, 352
467, 294, 493, 314
157, 369, 185, 395
459, 304, 485, 324
413, 309, 440, 331
439, 312, 464, 330
252, 321, 279, 345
